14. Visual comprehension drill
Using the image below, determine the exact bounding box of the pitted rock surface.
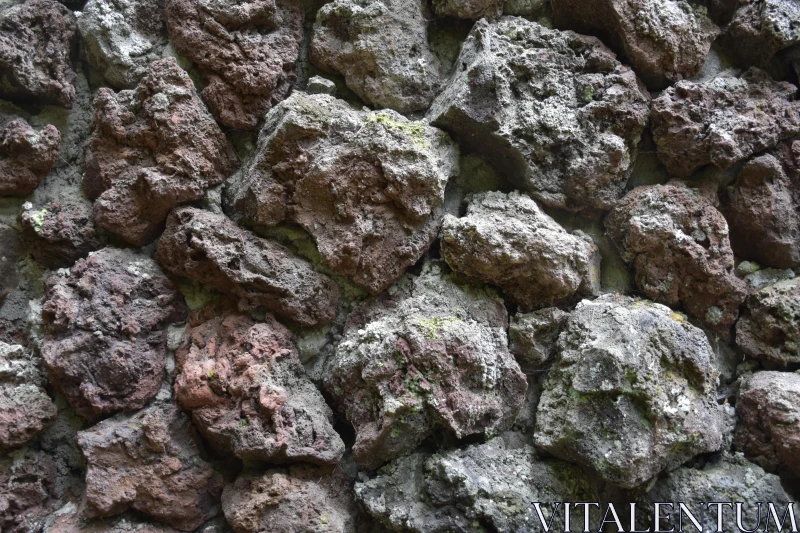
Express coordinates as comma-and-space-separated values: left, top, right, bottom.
534, 295, 726, 489
0, 224, 21, 305
20, 201, 99, 269
84, 57, 238, 246
441, 191, 601, 311
324, 264, 527, 470
651, 68, 800, 178
432, 0, 504, 18
175, 313, 344, 464
428, 17, 650, 215
41, 247, 187, 418
0, 118, 60, 197
720, 0, 800, 68
0, 0, 77, 107
0, 449, 57, 533
606, 182, 747, 332
42, 506, 185, 533
225, 92, 459, 295
156, 207, 339, 328
165, 0, 304, 131
509, 307, 569, 371
736, 278, 800, 365
78, 401, 224, 531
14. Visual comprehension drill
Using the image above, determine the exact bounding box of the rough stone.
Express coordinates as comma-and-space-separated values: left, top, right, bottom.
311, 0, 446, 113
432, 0, 504, 19
42, 504, 185, 533
428, 17, 650, 215
552, 0, 720, 89
166, 0, 304, 130
719, 0, 800, 68
19, 200, 99, 269
0, 341, 56, 448
441, 191, 601, 310
606, 182, 747, 332
650, 68, 800, 178
534, 295, 726, 489
225, 92, 458, 295
735, 371, 800, 480
78, 401, 224, 531
324, 263, 527, 470
156, 207, 339, 328
83, 57, 238, 246
0, 118, 61, 197
0, 224, 21, 306
736, 278, 800, 365
78, 0, 170, 88
0, 449, 57, 533
509, 307, 569, 371
0, 0, 77, 107
41, 247, 187, 417
306, 75, 335, 95
175, 313, 344, 464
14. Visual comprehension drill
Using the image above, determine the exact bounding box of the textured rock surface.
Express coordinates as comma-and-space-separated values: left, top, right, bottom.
166, 0, 304, 130
84, 57, 238, 246
311, 0, 445, 113
509, 307, 569, 370
0, 0, 77, 107
428, 17, 650, 214
41, 248, 186, 417
552, 0, 720, 89
606, 182, 747, 332
0, 118, 60, 197
222, 466, 360, 533
78, 401, 224, 531
175, 313, 344, 464
0, 341, 56, 448
651, 68, 800, 178
534, 295, 726, 488
0, 224, 21, 305
0, 449, 57, 533
441, 191, 601, 310
78, 0, 170, 88
19, 201, 99, 269
433, 0, 504, 19
156, 207, 339, 328
721, 139, 800, 269
324, 264, 527, 470
42, 505, 186, 533
720, 0, 800, 67
356, 438, 600, 533
736, 277, 800, 365
225, 92, 458, 295
735, 371, 800, 479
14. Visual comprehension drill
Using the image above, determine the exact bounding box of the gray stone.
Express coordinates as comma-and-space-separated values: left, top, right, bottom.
432, 0, 504, 19
736, 278, 800, 366
719, 0, 800, 67
306, 75, 335, 95
743, 268, 796, 290
509, 307, 569, 371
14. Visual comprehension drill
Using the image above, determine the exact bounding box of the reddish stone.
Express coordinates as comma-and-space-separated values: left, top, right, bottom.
0, 450, 57, 533
20, 201, 99, 269
0, 118, 60, 197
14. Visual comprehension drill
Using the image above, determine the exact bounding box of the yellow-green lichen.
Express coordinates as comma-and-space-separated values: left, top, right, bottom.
368, 112, 431, 150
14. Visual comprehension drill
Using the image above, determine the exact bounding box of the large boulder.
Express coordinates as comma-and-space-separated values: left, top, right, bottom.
719, 0, 800, 68
83, 57, 238, 246
166, 0, 304, 130
651, 68, 800, 178
0, 449, 57, 533
324, 264, 527, 470
41, 248, 187, 417
156, 207, 339, 328
175, 313, 344, 464
19, 201, 99, 269
534, 295, 727, 489
0, 0, 77, 107
311, 0, 446, 114
441, 191, 601, 311
0, 118, 60, 197
78, 401, 224, 531
225, 92, 459, 295
606, 182, 747, 332
428, 17, 650, 215
736, 277, 800, 366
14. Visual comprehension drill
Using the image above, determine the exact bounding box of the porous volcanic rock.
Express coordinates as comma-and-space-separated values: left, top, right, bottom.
41, 247, 187, 417
83, 57, 238, 246
0, 224, 21, 305
166, 0, 304, 130
428, 17, 650, 214
311, 0, 446, 114
156, 207, 339, 328
355, 438, 601, 533
534, 295, 726, 489
225, 92, 458, 295
19, 201, 99, 269
175, 313, 344, 464
78, 401, 224, 531
0, 341, 56, 448
324, 263, 527, 470
719, 0, 800, 68
735, 371, 800, 479
432, 0, 504, 19
509, 307, 569, 371
651, 68, 800, 178
78, 0, 170, 88
42, 505, 185, 533
0, 118, 60, 197
551, 0, 720, 89
441, 191, 601, 310
222, 466, 360, 533
0, 0, 77, 107
721, 139, 800, 269
606, 182, 747, 332
0, 449, 57, 533
736, 278, 800, 365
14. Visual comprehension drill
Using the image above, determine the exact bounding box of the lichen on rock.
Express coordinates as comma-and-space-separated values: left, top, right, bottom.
736, 277, 800, 366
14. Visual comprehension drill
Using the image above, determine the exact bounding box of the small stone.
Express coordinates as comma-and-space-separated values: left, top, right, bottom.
736, 277, 800, 366
306, 75, 336, 96
19, 201, 99, 269
0, 118, 60, 197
